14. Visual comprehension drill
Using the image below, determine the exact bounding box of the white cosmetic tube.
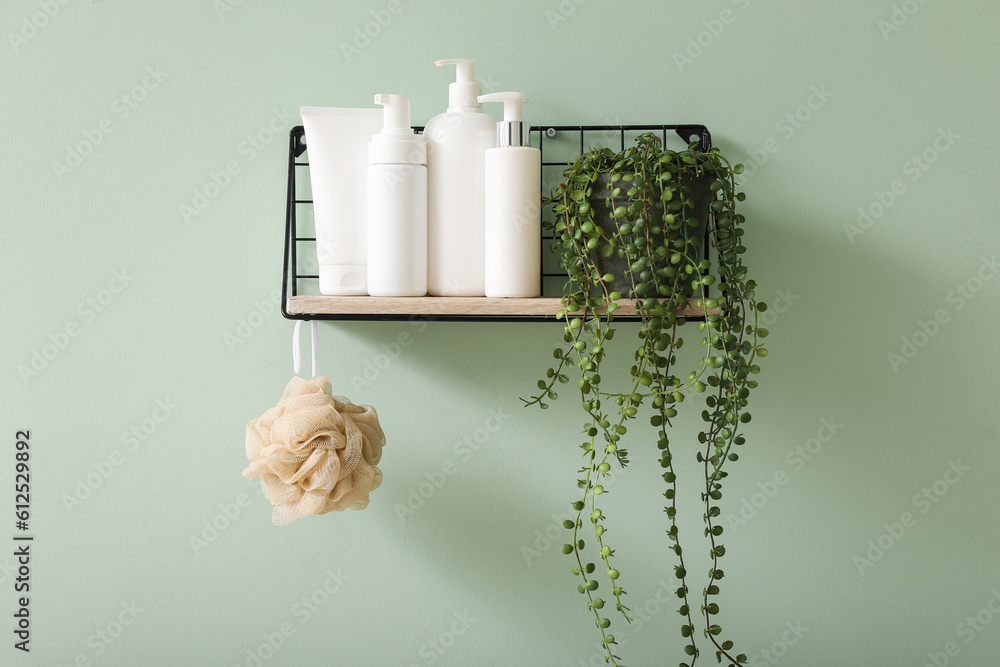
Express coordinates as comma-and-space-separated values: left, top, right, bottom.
300, 107, 384, 295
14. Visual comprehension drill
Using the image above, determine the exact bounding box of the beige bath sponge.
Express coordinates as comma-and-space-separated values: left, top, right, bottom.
243, 376, 385, 525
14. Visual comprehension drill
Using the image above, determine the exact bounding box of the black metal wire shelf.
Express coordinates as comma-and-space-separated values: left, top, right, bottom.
281, 123, 713, 322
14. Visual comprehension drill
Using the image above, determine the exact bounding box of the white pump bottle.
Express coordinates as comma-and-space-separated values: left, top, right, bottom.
478, 92, 541, 298
367, 94, 428, 297
424, 59, 497, 296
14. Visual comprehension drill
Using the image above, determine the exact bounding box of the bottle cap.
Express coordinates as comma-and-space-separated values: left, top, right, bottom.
478, 92, 529, 147
369, 94, 426, 165
319, 264, 367, 295
435, 59, 482, 111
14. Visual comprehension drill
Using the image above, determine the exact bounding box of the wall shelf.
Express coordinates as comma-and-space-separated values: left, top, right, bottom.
281, 123, 714, 323
285, 296, 720, 323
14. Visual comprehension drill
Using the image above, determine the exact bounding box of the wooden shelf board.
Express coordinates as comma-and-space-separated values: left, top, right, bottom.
286, 296, 719, 318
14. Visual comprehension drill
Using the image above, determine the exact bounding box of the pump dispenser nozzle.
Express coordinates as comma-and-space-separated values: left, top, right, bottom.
478, 92, 529, 147
435, 59, 482, 110
373, 94, 413, 135
370, 94, 425, 165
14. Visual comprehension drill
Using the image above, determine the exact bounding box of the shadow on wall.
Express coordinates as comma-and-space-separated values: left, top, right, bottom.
373, 464, 562, 661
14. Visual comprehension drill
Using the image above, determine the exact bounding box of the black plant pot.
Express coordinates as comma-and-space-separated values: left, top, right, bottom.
588, 172, 712, 297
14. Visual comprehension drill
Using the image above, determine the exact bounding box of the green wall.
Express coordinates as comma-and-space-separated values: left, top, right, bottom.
2, 1, 998, 665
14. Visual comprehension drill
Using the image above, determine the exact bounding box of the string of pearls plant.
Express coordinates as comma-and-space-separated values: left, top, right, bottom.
524, 133, 767, 667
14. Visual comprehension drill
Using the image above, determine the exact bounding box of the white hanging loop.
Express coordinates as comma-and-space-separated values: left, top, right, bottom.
292, 320, 318, 377
310, 321, 318, 377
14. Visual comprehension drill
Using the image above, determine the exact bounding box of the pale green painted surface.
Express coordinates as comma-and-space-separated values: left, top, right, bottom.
1, 1, 998, 665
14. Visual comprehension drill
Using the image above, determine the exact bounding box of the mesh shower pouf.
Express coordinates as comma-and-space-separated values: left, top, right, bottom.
243, 375, 386, 525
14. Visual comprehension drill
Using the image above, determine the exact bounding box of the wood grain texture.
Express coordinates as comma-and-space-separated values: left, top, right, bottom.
286, 296, 721, 318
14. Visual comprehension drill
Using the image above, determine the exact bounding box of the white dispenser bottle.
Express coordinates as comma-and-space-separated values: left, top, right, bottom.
478, 92, 541, 298
424, 59, 497, 296
367, 94, 427, 297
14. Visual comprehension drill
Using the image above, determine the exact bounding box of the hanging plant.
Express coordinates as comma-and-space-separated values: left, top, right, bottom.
525, 133, 767, 667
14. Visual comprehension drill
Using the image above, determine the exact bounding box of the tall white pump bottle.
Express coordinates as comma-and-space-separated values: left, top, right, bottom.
478, 92, 541, 298
424, 59, 497, 296
367, 94, 427, 297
